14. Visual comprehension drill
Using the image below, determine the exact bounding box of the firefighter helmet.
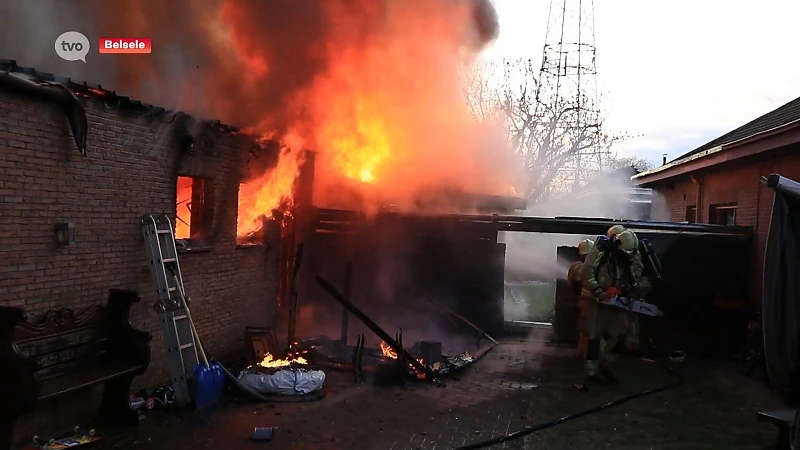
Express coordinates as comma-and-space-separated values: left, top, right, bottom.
577, 239, 594, 256
607, 225, 626, 238
616, 230, 639, 255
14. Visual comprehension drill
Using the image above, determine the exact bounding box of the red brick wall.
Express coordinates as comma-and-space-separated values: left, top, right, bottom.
649, 145, 800, 306
0, 88, 279, 388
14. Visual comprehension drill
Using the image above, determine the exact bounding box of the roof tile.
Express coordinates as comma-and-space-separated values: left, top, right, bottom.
672, 95, 800, 162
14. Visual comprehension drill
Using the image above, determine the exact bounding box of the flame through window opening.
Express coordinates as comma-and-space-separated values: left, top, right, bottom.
176, 176, 195, 239
175, 176, 209, 241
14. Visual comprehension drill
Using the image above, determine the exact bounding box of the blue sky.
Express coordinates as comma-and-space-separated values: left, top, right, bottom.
481, 0, 800, 166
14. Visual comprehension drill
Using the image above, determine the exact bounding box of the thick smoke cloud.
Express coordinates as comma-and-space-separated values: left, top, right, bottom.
1, 0, 512, 212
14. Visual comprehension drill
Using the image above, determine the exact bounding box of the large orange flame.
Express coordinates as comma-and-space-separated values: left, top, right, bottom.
74, 0, 516, 227
237, 147, 305, 237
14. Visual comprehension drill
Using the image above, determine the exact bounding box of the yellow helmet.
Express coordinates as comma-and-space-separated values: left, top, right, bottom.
577, 239, 594, 256
607, 225, 626, 238
616, 230, 639, 255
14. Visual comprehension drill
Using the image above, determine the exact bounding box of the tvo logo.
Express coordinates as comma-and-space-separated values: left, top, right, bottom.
55, 31, 90, 63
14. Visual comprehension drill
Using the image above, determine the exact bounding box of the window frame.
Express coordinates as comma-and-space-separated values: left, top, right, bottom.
175, 175, 214, 251
708, 203, 737, 226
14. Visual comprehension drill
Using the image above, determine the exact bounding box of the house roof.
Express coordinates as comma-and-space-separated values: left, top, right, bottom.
676, 95, 800, 162
633, 95, 800, 184
0, 59, 238, 131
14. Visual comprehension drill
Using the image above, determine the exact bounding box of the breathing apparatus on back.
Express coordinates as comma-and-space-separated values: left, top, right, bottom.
593, 230, 640, 292
638, 238, 664, 281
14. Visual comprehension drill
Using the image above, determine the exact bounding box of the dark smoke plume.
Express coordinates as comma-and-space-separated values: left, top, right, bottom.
0, 0, 499, 132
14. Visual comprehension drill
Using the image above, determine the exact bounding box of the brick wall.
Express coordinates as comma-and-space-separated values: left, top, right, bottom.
649, 145, 800, 306
0, 88, 280, 388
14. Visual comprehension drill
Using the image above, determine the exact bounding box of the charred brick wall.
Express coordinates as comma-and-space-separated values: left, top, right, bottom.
650, 145, 800, 307
0, 88, 279, 389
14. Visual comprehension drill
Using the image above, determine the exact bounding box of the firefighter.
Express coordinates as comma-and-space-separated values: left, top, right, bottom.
568, 239, 594, 359
583, 225, 626, 270
581, 229, 650, 381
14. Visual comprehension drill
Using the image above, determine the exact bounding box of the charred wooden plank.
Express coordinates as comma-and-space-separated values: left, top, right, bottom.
315, 275, 433, 378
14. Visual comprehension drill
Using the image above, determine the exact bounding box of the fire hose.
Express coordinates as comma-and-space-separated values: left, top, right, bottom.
455, 279, 679, 449
449, 244, 679, 447
452, 361, 685, 450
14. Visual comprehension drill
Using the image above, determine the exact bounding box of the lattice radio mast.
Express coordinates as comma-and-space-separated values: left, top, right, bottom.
535, 0, 605, 192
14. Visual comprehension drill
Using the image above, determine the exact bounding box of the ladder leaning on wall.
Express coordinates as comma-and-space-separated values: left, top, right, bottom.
140, 214, 200, 407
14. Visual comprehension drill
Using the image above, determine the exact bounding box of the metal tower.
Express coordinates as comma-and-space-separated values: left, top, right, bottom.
535, 0, 605, 192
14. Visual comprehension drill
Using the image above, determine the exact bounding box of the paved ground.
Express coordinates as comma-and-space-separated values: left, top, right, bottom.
88, 332, 780, 450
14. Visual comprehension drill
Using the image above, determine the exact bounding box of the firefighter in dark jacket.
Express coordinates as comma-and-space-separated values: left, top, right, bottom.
581, 229, 651, 381
568, 239, 595, 358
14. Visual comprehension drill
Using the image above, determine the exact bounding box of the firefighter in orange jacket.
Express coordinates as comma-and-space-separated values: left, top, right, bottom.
581, 229, 650, 381
567, 238, 595, 359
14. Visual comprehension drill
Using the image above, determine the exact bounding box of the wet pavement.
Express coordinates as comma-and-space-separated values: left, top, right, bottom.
91, 333, 780, 450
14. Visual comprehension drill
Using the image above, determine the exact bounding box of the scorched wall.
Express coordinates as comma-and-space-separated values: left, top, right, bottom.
0, 87, 279, 388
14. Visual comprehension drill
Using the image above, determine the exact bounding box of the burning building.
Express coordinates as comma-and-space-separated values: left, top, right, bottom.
0, 60, 283, 388
0, 0, 516, 378
0, 2, 524, 433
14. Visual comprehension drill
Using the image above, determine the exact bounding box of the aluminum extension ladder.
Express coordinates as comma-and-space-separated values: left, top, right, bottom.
141, 214, 199, 407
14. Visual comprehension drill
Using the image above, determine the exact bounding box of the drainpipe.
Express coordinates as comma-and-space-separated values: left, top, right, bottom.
690, 175, 703, 223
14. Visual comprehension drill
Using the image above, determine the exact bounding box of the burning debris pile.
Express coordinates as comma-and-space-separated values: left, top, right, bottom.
307, 276, 487, 384
288, 333, 477, 385
237, 349, 325, 396
379, 340, 476, 378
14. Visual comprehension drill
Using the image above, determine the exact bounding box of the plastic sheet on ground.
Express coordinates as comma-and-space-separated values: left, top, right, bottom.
238, 368, 326, 396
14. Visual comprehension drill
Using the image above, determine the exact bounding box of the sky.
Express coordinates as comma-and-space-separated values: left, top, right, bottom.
481, 0, 800, 166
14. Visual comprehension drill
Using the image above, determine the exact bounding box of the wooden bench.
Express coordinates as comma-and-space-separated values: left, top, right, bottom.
0, 289, 152, 450
757, 409, 796, 450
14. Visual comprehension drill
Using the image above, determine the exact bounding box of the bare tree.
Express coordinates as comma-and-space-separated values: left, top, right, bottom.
463, 58, 628, 203
604, 154, 654, 173
462, 61, 505, 123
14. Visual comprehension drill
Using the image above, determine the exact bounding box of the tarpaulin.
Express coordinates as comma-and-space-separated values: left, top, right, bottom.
762, 175, 800, 405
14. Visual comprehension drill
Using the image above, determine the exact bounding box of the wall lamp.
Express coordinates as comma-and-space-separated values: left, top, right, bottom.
54, 222, 76, 246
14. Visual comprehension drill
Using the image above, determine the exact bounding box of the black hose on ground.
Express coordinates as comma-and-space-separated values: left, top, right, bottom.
453, 365, 685, 450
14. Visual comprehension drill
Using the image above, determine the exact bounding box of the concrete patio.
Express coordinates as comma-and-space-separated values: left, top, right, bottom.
94, 333, 780, 450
